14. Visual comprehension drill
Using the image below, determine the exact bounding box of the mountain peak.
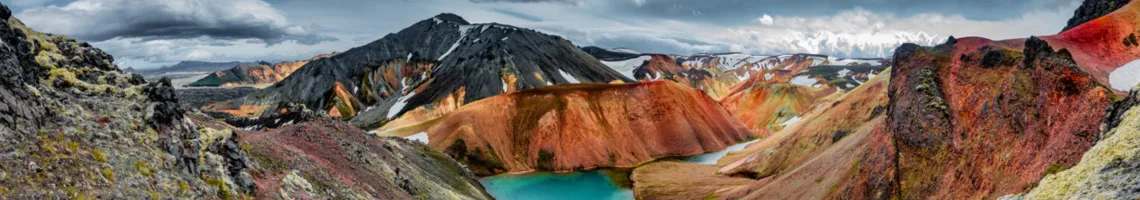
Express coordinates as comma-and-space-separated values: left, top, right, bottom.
431, 13, 470, 25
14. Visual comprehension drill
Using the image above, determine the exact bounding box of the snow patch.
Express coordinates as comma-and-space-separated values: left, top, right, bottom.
868, 70, 877, 79
790, 75, 818, 87
601, 55, 652, 80
407, 132, 430, 144
387, 92, 416, 119
737, 71, 751, 81
502, 80, 509, 92
1110, 59, 1140, 91
838, 68, 851, 77
780, 116, 803, 126
613, 48, 640, 54
438, 25, 475, 61
828, 57, 882, 66
681, 139, 761, 165
558, 69, 580, 84
764, 73, 775, 80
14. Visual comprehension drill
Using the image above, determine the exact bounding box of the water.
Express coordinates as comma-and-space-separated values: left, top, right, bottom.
679, 139, 760, 165
480, 171, 634, 200
479, 139, 760, 200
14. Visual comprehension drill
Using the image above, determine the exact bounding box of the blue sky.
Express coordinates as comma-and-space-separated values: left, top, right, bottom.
7, 0, 1081, 69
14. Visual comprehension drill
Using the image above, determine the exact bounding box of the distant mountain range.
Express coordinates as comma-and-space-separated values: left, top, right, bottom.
128, 61, 242, 75
187, 52, 339, 87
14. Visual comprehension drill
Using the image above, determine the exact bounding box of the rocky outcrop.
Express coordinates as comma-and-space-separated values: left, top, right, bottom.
886, 36, 1109, 199
0, 3, 492, 199
239, 119, 492, 199
0, 4, 258, 197
1062, 0, 1130, 32
1037, 0, 1140, 91
1002, 85, 1140, 199
188, 52, 338, 87
417, 81, 754, 175
211, 13, 632, 131
222, 103, 327, 130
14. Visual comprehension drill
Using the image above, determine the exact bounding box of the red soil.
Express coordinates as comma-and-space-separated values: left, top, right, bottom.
424, 81, 755, 175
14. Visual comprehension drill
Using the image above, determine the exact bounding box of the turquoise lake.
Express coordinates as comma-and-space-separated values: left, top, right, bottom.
480, 171, 634, 200
479, 139, 759, 200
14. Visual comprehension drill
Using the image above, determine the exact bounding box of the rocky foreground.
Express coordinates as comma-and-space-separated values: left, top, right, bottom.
0, 2, 491, 199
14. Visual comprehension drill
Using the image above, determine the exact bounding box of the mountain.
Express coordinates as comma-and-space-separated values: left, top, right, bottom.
384, 81, 754, 175
580, 46, 642, 61
633, 66, 890, 199
188, 52, 339, 87
598, 52, 888, 136
138, 60, 242, 75
598, 53, 888, 99
629, 0, 1138, 199
206, 13, 633, 130
0, 3, 490, 199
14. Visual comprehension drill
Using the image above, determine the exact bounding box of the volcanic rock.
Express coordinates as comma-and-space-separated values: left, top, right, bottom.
1003, 85, 1140, 199
239, 119, 492, 199
1063, 0, 1130, 32
210, 13, 632, 131
0, 3, 493, 199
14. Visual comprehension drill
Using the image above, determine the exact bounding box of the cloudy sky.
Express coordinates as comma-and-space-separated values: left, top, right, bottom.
8, 0, 1081, 69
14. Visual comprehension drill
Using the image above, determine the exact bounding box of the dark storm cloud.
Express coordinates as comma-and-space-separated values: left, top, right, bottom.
17, 0, 337, 45
470, 0, 581, 3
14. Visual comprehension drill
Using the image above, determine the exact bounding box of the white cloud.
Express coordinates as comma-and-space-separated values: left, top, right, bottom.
514, 2, 1078, 58
9, 0, 1082, 69
757, 14, 773, 25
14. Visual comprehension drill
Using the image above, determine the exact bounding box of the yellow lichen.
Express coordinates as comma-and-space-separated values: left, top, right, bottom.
135, 161, 153, 176
1024, 103, 1140, 199
25, 84, 40, 97
101, 167, 115, 182
92, 149, 107, 163
67, 141, 79, 151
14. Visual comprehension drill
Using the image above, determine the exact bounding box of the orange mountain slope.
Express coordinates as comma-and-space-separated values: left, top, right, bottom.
631, 67, 891, 199
412, 81, 755, 175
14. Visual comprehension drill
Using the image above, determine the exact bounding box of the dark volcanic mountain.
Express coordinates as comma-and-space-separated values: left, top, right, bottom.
209, 13, 633, 129
187, 52, 336, 87
580, 46, 642, 61
139, 61, 242, 75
